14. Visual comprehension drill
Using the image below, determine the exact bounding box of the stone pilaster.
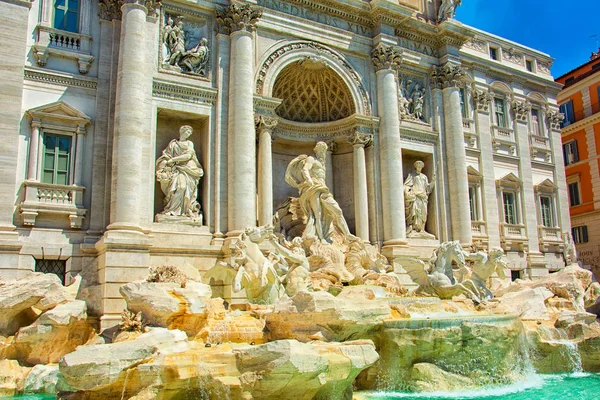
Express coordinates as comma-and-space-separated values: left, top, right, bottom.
512, 99, 540, 257
431, 63, 472, 245
473, 88, 501, 248
0, 0, 30, 274
255, 115, 277, 227
324, 140, 337, 194
547, 110, 571, 235
371, 44, 406, 245
348, 132, 372, 242
217, 4, 262, 234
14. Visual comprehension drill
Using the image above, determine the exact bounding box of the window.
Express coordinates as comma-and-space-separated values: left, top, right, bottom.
539, 196, 554, 227
572, 225, 588, 244
531, 108, 542, 136
563, 140, 579, 165
35, 259, 67, 285
568, 181, 581, 206
459, 88, 467, 118
525, 60, 533, 72
503, 192, 518, 225
53, 0, 79, 33
494, 98, 507, 127
559, 100, 575, 127
510, 269, 523, 281
42, 133, 72, 185
490, 47, 498, 60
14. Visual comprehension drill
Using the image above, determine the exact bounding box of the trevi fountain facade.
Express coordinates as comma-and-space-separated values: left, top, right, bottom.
1, 0, 599, 399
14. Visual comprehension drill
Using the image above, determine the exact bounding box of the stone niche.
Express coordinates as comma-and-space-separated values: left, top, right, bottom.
154, 110, 209, 224
401, 150, 438, 240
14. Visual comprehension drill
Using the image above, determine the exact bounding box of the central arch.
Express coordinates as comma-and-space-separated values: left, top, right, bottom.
255, 40, 371, 116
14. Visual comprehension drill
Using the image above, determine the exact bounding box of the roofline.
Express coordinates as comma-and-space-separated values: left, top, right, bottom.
555, 56, 600, 82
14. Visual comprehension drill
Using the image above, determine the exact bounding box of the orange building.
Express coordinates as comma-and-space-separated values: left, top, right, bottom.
557, 50, 600, 279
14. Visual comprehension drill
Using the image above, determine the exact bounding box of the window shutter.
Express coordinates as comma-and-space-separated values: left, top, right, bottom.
583, 226, 589, 243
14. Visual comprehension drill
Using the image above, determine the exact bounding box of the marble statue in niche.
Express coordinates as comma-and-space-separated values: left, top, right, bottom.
162, 15, 209, 76
155, 125, 204, 224
399, 78, 426, 122
284, 141, 353, 244
404, 160, 435, 238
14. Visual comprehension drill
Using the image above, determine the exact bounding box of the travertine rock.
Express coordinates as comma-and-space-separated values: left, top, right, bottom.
0, 359, 30, 397
492, 287, 554, 320
554, 311, 597, 329
0, 273, 70, 336
5, 300, 96, 365
59, 328, 189, 391
119, 281, 218, 335
266, 290, 392, 342
410, 362, 475, 392
23, 364, 70, 394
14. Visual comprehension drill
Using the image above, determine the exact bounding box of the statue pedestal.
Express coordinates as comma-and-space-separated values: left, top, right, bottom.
154, 213, 203, 226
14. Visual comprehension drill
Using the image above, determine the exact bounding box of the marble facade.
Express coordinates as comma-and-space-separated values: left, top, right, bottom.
0, 0, 569, 328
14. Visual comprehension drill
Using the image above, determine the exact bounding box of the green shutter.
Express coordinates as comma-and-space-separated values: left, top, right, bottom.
41, 133, 71, 185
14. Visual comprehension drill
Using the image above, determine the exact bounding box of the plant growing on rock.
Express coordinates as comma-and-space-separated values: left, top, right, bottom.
147, 265, 188, 287
119, 309, 145, 333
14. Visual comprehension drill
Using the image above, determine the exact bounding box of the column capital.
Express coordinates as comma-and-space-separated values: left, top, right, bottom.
30, 118, 42, 129
254, 114, 278, 131
324, 139, 338, 154
472, 88, 494, 113
216, 3, 262, 35
545, 109, 564, 131
99, 0, 160, 20
511, 99, 531, 123
430, 62, 466, 89
347, 131, 373, 148
371, 44, 402, 72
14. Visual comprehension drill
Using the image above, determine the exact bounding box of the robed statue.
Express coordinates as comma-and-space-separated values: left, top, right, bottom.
155, 125, 204, 224
404, 160, 435, 238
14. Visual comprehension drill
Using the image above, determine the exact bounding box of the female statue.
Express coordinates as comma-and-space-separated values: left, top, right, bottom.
156, 125, 204, 220
404, 160, 434, 237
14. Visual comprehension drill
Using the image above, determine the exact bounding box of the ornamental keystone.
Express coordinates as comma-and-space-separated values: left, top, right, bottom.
216, 4, 262, 34
371, 45, 402, 72
347, 131, 373, 148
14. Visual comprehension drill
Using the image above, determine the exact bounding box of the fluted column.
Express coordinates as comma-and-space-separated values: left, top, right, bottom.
217, 4, 262, 234
372, 45, 406, 244
256, 115, 277, 227
348, 132, 372, 242
431, 63, 471, 244
108, 0, 151, 232
27, 120, 41, 180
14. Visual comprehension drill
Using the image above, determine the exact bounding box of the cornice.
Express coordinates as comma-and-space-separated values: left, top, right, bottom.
152, 79, 217, 106
560, 112, 600, 136
24, 67, 98, 90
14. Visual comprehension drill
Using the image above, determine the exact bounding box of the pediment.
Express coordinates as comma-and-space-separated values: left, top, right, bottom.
535, 178, 558, 194
27, 101, 91, 126
467, 165, 483, 184
496, 172, 522, 189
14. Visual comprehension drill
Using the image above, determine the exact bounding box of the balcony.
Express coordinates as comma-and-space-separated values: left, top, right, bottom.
500, 223, 528, 251
491, 125, 515, 142
538, 226, 564, 253
19, 181, 87, 229
471, 220, 487, 236
32, 25, 94, 74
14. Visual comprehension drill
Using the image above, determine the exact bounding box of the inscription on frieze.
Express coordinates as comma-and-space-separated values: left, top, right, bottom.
398, 37, 439, 57
256, 0, 373, 36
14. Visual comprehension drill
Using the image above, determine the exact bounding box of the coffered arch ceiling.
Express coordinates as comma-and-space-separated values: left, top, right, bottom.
273, 58, 355, 123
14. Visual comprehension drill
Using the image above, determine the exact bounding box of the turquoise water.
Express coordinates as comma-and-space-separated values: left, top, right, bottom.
4, 374, 600, 399
362, 373, 600, 400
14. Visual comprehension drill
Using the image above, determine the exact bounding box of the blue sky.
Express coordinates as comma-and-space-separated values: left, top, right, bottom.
455, 0, 600, 78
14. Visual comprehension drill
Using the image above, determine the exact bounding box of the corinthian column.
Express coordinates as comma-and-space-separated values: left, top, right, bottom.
431, 63, 471, 244
371, 45, 406, 245
348, 131, 372, 242
255, 115, 277, 227
108, 0, 154, 232
217, 4, 262, 234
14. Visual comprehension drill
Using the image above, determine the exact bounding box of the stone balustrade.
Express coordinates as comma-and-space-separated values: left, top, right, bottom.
32, 25, 94, 74
538, 226, 564, 252
19, 181, 87, 229
500, 223, 528, 251
491, 125, 515, 142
